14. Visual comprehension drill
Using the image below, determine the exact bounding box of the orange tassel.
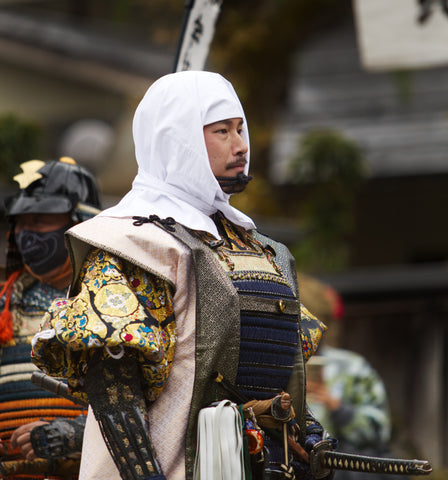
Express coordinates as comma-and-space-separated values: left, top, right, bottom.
0, 310, 13, 343
0, 270, 21, 344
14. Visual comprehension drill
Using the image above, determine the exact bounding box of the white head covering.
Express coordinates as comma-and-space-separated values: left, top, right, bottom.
99, 71, 256, 239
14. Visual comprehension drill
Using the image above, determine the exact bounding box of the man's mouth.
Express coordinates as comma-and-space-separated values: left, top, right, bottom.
226, 158, 247, 171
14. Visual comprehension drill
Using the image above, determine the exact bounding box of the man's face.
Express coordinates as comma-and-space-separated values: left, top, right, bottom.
14, 212, 72, 280
203, 117, 248, 179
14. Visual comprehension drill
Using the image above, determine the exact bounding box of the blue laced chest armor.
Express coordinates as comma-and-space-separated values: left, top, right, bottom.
232, 276, 299, 401
204, 212, 301, 401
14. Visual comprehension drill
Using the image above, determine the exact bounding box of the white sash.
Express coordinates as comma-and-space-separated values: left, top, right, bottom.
193, 400, 245, 480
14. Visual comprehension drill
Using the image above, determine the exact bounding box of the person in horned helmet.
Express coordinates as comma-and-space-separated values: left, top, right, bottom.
31, 72, 331, 480
0, 157, 101, 479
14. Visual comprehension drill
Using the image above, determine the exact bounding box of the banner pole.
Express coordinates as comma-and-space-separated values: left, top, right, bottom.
173, 0, 196, 72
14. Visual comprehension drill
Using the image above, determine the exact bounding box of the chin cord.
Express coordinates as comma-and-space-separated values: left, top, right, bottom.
215, 172, 253, 188
85, 352, 165, 480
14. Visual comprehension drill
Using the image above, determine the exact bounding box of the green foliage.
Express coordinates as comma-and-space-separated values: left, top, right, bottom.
289, 128, 367, 272
390, 70, 414, 105
0, 114, 42, 182
291, 129, 367, 186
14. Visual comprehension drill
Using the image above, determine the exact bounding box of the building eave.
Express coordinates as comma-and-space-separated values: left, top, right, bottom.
0, 10, 173, 95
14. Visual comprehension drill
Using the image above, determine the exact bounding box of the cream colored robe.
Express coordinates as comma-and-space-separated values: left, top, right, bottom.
66, 216, 197, 480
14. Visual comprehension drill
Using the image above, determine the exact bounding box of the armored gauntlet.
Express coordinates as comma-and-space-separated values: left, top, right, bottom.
85, 351, 165, 480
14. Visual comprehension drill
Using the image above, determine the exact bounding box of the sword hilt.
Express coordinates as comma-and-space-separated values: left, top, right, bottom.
310, 440, 432, 478
31, 371, 88, 407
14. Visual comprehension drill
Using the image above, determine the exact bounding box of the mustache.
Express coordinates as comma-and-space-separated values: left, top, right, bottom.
226, 157, 248, 170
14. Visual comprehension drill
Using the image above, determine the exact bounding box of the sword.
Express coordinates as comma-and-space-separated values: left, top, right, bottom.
310, 440, 432, 479
31, 371, 88, 407
213, 374, 432, 477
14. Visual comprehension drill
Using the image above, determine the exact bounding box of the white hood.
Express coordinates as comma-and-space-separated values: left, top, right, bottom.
99, 71, 256, 239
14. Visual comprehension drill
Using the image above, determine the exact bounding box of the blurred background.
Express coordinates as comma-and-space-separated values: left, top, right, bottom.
0, 0, 447, 477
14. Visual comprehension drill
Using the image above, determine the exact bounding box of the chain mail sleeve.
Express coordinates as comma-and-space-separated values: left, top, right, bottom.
85, 351, 165, 480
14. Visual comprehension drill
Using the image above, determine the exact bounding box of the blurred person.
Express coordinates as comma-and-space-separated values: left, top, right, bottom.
31, 71, 333, 480
299, 274, 396, 480
0, 157, 101, 479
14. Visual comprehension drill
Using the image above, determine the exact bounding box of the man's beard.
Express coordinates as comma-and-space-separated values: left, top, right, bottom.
215, 172, 253, 193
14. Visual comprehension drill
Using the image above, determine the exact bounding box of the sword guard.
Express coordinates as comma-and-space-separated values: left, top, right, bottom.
310, 440, 334, 479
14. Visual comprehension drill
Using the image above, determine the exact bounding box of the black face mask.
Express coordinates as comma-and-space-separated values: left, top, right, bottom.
15, 224, 70, 275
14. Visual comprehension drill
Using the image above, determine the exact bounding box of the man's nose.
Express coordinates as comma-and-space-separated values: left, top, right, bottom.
233, 134, 248, 155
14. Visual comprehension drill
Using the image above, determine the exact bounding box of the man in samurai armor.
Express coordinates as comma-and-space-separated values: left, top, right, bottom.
0, 157, 101, 479
31, 72, 333, 480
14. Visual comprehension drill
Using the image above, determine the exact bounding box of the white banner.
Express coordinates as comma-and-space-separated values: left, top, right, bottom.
175, 0, 223, 72
353, 0, 448, 71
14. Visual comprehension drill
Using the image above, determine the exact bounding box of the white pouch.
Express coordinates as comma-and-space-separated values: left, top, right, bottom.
193, 399, 246, 480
